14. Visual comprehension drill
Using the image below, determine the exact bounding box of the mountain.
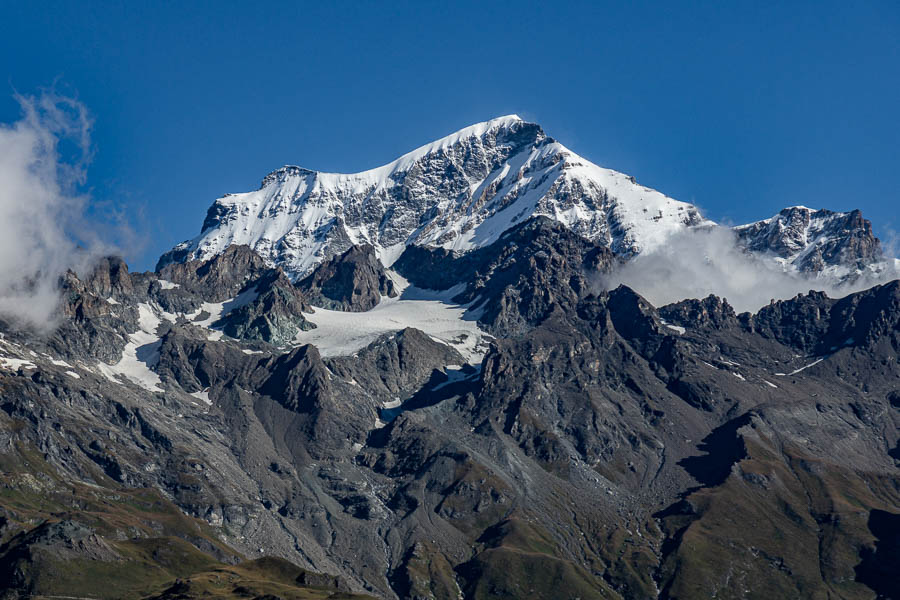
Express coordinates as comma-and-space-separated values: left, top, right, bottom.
160, 117, 894, 289
734, 206, 898, 280
158, 115, 710, 278
1, 230, 898, 599
2, 116, 899, 599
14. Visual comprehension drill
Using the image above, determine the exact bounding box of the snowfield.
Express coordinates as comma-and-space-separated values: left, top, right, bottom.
97, 303, 164, 392
295, 283, 490, 364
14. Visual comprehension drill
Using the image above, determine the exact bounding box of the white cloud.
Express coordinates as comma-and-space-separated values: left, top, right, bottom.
600, 225, 900, 314
0, 93, 114, 330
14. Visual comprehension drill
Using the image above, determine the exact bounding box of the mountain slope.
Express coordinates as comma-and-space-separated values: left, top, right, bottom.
2, 230, 899, 599
5, 114, 898, 599
734, 206, 897, 280
159, 115, 708, 278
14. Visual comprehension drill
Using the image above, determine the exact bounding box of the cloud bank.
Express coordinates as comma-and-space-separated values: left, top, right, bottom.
601, 225, 900, 314
0, 93, 113, 330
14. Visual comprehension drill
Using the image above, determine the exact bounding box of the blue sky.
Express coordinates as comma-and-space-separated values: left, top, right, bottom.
1, 1, 898, 270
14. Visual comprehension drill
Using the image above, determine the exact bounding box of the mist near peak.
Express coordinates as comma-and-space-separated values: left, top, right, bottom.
600, 225, 900, 314
0, 93, 116, 331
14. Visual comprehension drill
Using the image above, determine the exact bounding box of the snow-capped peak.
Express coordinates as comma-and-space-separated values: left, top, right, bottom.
161, 116, 710, 277
734, 206, 887, 278
259, 115, 527, 195
380, 114, 524, 175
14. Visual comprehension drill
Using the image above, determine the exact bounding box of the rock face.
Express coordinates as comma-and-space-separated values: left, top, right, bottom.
659, 294, 739, 331
299, 244, 397, 311
159, 116, 707, 278
157, 244, 271, 300
326, 327, 464, 405
157, 244, 315, 345
217, 269, 315, 345
3, 223, 899, 599
734, 206, 891, 277
395, 216, 617, 336
3, 117, 900, 599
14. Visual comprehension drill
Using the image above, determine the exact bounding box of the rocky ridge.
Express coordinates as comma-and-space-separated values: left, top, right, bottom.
1, 216, 899, 598
299, 244, 398, 311
734, 205, 897, 280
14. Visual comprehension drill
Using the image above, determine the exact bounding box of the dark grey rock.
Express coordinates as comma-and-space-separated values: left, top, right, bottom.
395, 216, 618, 336
217, 270, 315, 345
299, 244, 397, 312
735, 207, 883, 274
1, 218, 899, 600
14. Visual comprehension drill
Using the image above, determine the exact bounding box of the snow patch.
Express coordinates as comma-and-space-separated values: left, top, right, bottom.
377, 243, 408, 268
382, 398, 402, 410
193, 286, 259, 330
661, 320, 685, 335
787, 358, 825, 375
776, 357, 827, 376
432, 365, 478, 391
96, 303, 163, 392
296, 285, 489, 364
0, 357, 36, 371
191, 390, 212, 405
